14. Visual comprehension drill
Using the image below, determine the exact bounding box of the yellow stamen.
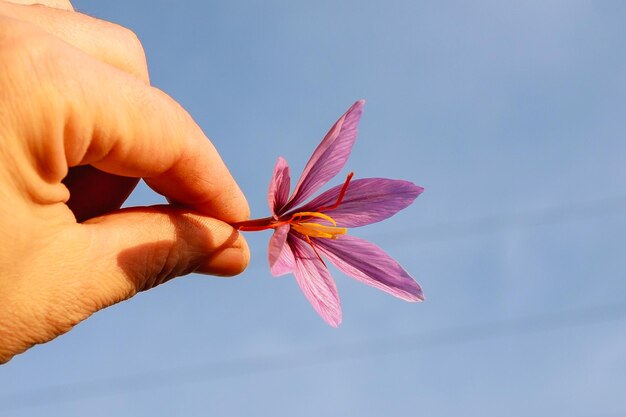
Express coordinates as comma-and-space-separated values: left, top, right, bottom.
291, 222, 347, 239
289, 211, 347, 239
290, 211, 337, 226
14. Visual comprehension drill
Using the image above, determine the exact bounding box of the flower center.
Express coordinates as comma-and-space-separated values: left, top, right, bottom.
230, 171, 354, 237
285, 171, 353, 239
288, 211, 347, 239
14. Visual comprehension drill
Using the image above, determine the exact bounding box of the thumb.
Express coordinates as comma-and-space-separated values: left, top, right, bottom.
82, 206, 250, 300
0, 206, 248, 362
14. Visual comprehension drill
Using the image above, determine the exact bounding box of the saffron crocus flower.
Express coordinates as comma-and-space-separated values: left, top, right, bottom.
234, 100, 424, 326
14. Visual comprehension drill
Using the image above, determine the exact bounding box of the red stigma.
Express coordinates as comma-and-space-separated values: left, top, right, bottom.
232, 172, 355, 232
317, 172, 354, 212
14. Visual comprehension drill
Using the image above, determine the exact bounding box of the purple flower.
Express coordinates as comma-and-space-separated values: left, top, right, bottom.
235, 100, 424, 326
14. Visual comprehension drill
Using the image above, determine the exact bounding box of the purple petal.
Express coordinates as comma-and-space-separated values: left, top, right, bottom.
268, 225, 294, 276
279, 100, 365, 214
298, 178, 424, 227
267, 157, 291, 216
315, 235, 424, 302
289, 234, 342, 327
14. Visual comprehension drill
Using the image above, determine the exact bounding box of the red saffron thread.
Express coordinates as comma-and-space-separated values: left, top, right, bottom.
232, 172, 354, 232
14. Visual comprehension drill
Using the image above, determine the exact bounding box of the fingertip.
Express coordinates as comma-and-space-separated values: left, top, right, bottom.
192, 219, 250, 277
145, 135, 251, 224
194, 236, 250, 277
204, 177, 250, 224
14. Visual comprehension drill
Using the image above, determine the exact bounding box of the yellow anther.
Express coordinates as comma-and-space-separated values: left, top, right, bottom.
288, 211, 347, 239
290, 211, 337, 226
291, 222, 348, 239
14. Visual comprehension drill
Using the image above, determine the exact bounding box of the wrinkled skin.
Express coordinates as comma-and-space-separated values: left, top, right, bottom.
0, 0, 250, 363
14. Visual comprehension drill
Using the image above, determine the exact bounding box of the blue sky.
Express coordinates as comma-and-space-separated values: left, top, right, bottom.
2, 1, 626, 416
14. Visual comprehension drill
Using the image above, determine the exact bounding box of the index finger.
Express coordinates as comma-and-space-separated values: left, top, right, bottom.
3, 19, 249, 222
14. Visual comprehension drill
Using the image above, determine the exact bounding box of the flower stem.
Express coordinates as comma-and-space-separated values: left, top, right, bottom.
231, 217, 277, 231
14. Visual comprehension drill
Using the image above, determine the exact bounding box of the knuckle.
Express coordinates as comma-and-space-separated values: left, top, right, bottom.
109, 23, 149, 82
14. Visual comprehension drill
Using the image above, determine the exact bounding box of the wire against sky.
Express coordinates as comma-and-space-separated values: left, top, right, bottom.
376, 193, 626, 245
255, 192, 626, 253
244, 192, 626, 262
2, 302, 626, 412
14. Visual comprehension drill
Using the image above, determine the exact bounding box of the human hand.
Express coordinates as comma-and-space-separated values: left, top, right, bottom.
0, 0, 250, 363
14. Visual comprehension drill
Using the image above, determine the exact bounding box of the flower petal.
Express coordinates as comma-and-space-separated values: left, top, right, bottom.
268, 157, 291, 215
280, 100, 365, 214
269, 225, 295, 276
298, 178, 424, 227
315, 235, 424, 302
289, 234, 342, 327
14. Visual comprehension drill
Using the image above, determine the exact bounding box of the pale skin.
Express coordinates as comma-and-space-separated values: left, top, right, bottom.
0, 0, 250, 363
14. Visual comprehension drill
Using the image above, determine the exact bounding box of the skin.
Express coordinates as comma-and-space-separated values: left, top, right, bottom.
0, 0, 250, 363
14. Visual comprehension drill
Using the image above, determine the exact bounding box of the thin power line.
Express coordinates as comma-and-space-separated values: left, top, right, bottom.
376, 193, 626, 245
2, 302, 626, 411
244, 193, 626, 268
239, 192, 626, 275
244, 193, 626, 263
